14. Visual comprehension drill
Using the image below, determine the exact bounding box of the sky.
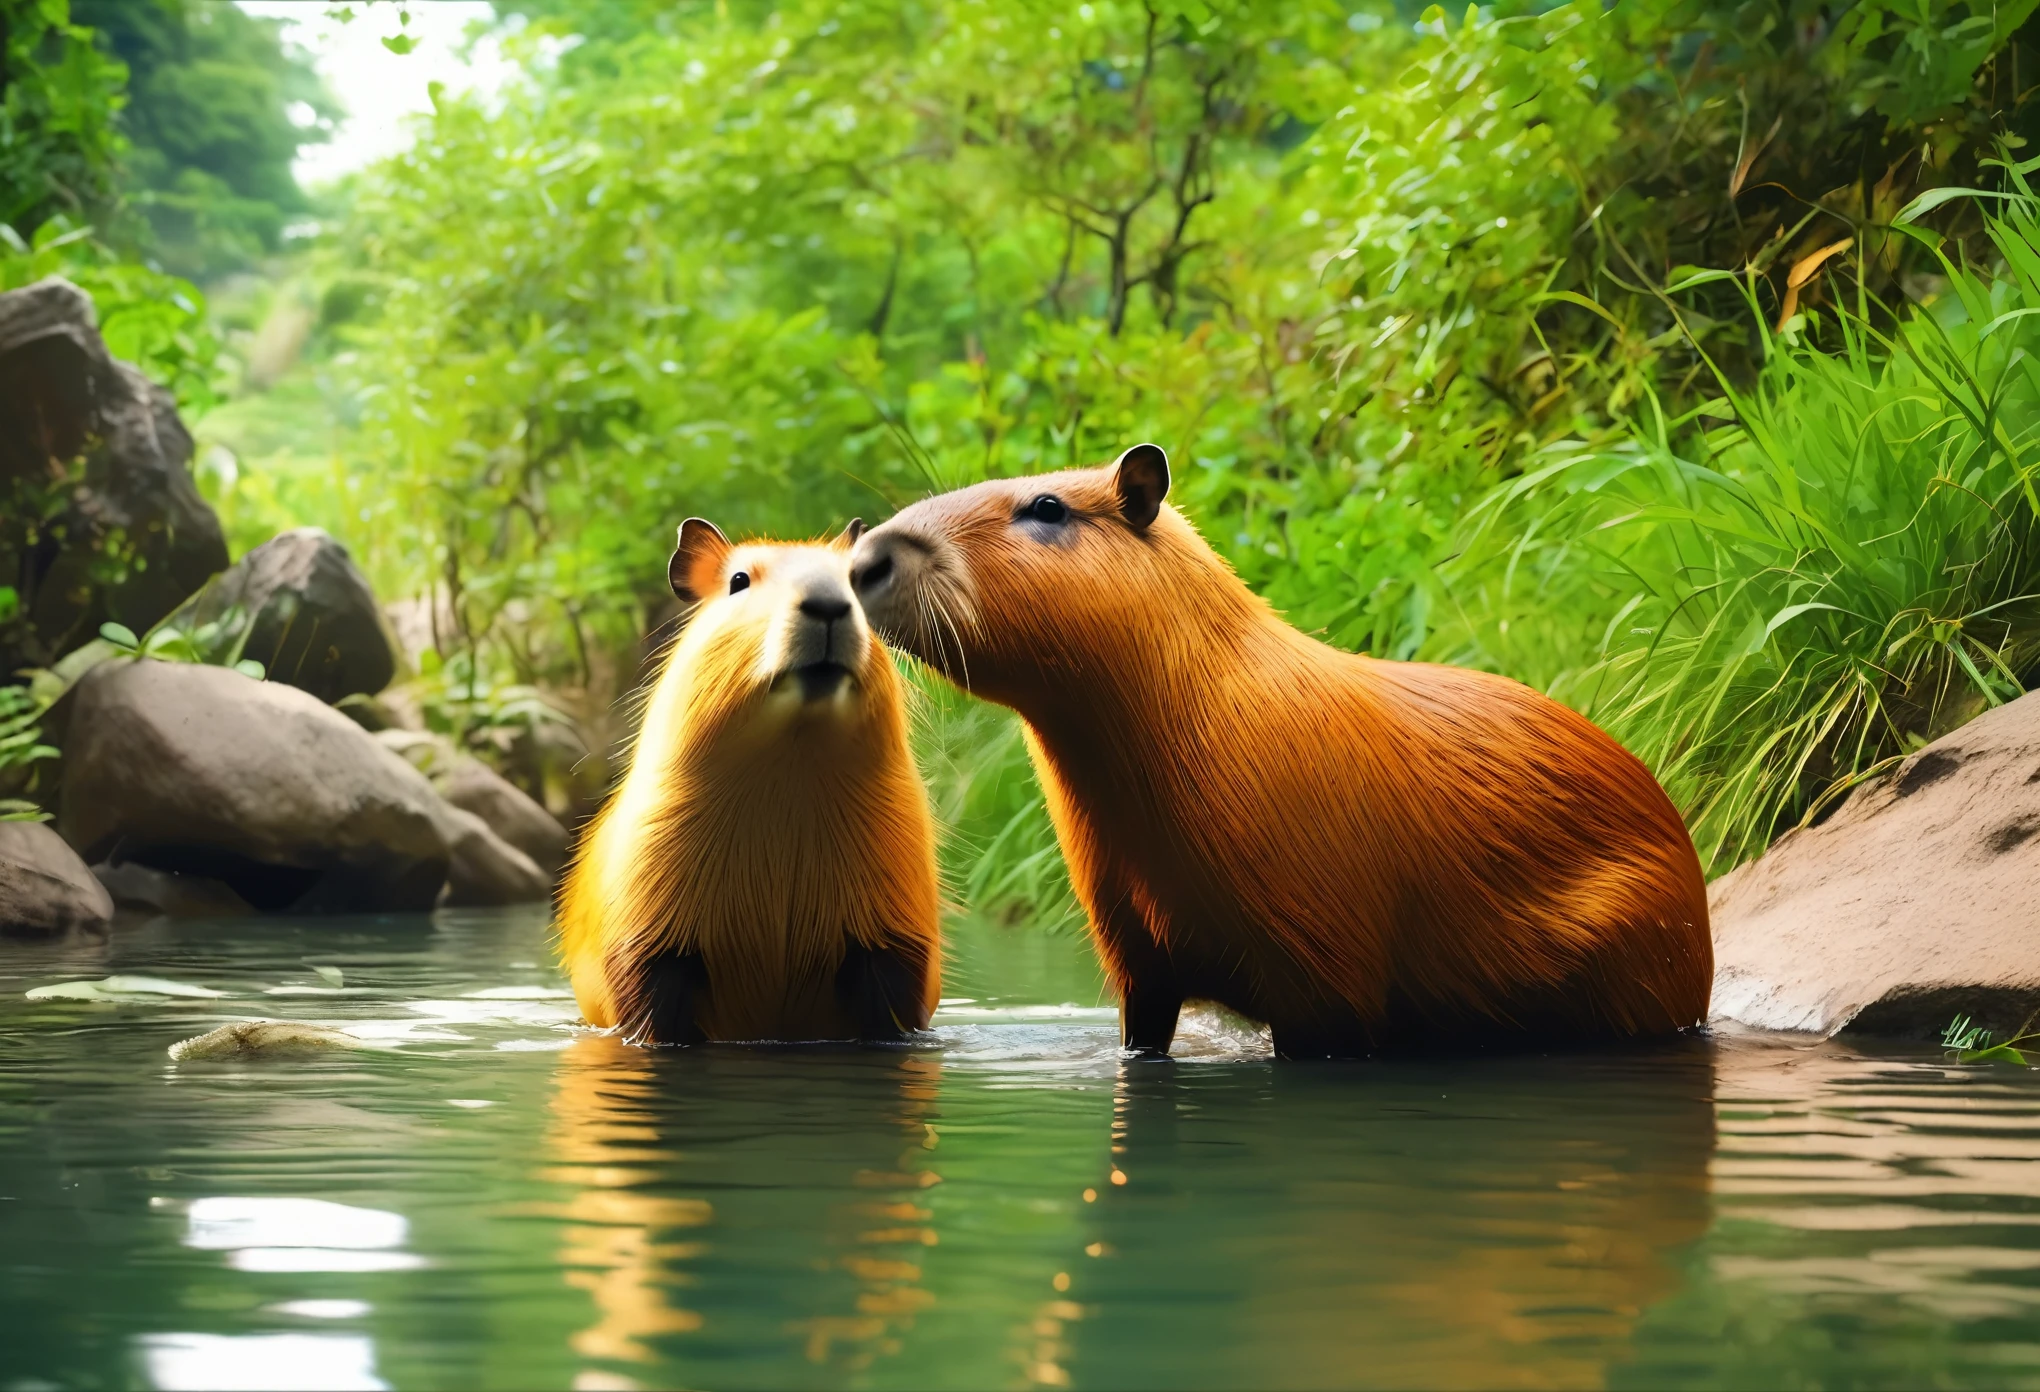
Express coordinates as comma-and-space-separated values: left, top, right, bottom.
234, 1, 514, 188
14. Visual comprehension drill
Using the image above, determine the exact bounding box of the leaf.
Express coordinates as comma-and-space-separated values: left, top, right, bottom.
1786, 238, 1854, 290
1764, 602, 1845, 639
1665, 266, 1740, 294
98, 622, 139, 650
381, 33, 418, 55
1893, 186, 2012, 225
1532, 290, 1624, 331
233, 659, 267, 681
312, 965, 345, 988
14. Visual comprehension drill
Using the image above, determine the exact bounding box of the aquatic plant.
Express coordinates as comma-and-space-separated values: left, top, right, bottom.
1942, 1013, 2040, 1064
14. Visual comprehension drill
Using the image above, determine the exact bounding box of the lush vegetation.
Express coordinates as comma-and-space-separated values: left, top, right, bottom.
13, 0, 2040, 917
72, 0, 335, 279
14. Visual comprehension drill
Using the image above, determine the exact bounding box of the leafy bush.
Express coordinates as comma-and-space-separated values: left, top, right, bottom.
204, 0, 2040, 913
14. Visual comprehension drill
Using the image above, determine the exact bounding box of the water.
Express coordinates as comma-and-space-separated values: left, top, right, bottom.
3, 910, 2039, 1390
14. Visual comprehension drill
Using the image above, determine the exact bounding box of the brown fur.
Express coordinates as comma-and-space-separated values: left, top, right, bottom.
849, 446, 1711, 1057
557, 525, 940, 1043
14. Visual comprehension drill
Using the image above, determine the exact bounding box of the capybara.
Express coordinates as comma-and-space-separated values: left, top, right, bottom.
848, 445, 1710, 1057
557, 519, 940, 1044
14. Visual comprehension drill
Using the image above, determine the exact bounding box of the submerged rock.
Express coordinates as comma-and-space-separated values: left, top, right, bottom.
0, 822, 113, 936
168, 1020, 367, 1061
377, 729, 569, 877
93, 860, 255, 919
174, 528, 399, 705
59, 659, 452, 913
1710, 689, 2040, 1040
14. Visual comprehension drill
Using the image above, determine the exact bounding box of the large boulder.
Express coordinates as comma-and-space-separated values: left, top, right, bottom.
0, 278, 227, 674
1710, 689, 2040, 1040
173, 527, 399, 705
440, 806, 551, 906
59, 659, 451, 913
0, 821, 113, 936
375, 729, 570, 877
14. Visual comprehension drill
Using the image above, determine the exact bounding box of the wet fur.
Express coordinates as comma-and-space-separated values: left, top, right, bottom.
854, 460, 1711, 1057
556, 536, 940, 1044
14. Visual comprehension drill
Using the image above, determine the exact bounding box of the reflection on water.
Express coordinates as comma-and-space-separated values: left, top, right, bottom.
1, 909, 2038, 1389
141, 1332, 387, 1392
536, 1037, 951, 1376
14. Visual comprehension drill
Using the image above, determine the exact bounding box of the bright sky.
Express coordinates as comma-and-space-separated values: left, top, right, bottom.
234, 1, 515, 188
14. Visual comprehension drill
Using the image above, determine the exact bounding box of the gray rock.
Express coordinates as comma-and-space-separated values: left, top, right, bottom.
59, 659, 451, 913
1710, 689, 2040, 1040
440, 805, 550, 907
375, 728, 569, 877
94, 861, 255, 919
0, 278, 227, 673
0, 821, 113, 936
175, 528, 398, 705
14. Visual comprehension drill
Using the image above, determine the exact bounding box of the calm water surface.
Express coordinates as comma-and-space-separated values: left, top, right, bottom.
3, 908, 2039, 1390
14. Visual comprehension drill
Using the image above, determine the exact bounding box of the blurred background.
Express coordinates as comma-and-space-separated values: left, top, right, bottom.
8, 0, 2040, 925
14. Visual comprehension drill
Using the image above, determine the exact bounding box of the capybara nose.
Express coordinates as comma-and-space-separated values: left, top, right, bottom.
799, 594, 852, 623
850, 546, 895, 598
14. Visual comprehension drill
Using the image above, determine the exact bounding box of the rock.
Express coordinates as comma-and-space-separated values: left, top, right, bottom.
0, 821, 113, 936
375, 729, 570, 877
440, 805, 551, 907
0, 278, 227, 674
1710, 689, 2040, 1040
168, 1021, 368, 1061
174, 527, 398, 705
58, 659, 451, 914
93, 861, 255, 919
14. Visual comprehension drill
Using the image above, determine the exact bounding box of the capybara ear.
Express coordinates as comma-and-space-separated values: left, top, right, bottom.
670, 518, 731, 602
1112, 443, 1170, 529
835, 518, 865, 550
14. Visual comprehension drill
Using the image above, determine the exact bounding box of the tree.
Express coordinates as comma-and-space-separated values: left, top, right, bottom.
73, 0, 336, 278
0, 0, 127, 234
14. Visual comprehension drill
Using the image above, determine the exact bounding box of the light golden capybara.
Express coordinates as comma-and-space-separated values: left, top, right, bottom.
558, 520, 940, 1044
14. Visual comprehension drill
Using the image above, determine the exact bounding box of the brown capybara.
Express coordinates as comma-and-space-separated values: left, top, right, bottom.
848, 444, 1710, 1057
557, 519, 940, 1044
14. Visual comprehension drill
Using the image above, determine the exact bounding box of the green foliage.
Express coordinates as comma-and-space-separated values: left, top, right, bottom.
208, 0, 2040, 914
0, 683, 57, 822
912, 674, 1082, 930
1445, 176, 2040, 874
0, 0, 128, 233
72, 0, 335, 279
1943, 1012, 2040, 1064
0, 213, 219, 407
97, 615, 265, 680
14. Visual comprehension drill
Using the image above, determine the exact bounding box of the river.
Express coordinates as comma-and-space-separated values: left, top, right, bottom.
2, 908, 2037, 1389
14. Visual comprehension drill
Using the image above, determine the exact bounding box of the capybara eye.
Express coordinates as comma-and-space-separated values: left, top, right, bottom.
729, 571, 751, 595
1025, 494, 1069, 525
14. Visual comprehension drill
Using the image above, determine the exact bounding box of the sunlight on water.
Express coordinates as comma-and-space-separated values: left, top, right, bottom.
2, 908, 2039, 1389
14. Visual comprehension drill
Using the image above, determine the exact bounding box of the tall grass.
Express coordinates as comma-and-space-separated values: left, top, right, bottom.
1444, 170, 2040, 875
908, 670, 1082, 930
